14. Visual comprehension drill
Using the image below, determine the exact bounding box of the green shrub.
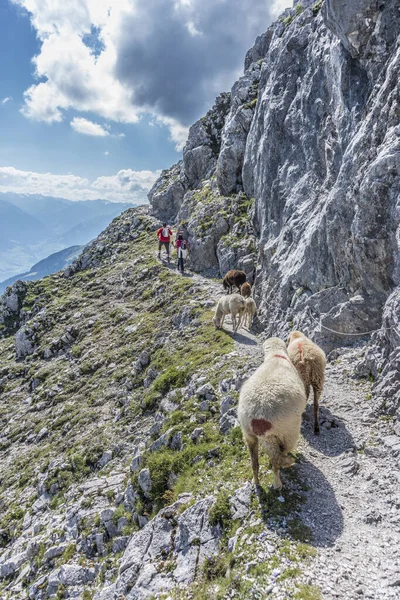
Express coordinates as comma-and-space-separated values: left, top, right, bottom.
312, 0, 323, 14
153, 366, 188, 395
209, 491, 231, 528
61, 543, 76, 562
202, 554, 232, 581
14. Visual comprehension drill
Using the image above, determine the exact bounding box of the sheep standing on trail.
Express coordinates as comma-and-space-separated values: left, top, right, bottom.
238, 338, 306, 489
287, 331, 326, 435
240, 282, 252, 298
222, 269, 246, 294
244, 297, 257, 329
213, 294, 245, 334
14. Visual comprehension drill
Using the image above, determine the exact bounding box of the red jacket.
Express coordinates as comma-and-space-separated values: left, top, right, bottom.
157, 227, 172, 242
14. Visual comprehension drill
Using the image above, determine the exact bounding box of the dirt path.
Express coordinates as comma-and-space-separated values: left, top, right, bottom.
297, 355, 400, 599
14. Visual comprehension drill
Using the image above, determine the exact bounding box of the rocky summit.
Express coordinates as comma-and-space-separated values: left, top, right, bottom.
1, 1, 400, 599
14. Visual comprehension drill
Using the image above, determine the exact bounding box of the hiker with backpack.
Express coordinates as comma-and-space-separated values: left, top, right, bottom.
174, 233, 189, 273
157, 223, 173, 262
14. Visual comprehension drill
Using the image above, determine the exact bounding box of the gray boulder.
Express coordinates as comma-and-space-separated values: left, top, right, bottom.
15, 327, 36, 358
138, 469, 152, 496
148, 161, 187, 222
101, 495, 221, 598
58, 564, 96, 586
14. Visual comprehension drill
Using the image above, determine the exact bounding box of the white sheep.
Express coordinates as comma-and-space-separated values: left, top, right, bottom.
213, 294, 246, 334
287, 330, 326, 435
238, 337, 307, 489
243, 297, 257, 329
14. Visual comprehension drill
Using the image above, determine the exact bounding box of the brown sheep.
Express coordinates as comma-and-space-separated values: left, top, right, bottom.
222, 269, 246, 294
287, 331, 326, 435
240, 282, 252, 298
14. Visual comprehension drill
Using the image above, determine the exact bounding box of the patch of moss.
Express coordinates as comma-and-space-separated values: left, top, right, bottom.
312, 0, 323, 14
243, 97, 257, 110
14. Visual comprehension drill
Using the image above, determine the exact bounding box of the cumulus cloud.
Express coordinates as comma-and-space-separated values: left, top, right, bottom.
153, 115, 189, 151
12, 0, 287, 143
1, 97, 11, 104
70, 117, 109, 136
0, 166, 160, 203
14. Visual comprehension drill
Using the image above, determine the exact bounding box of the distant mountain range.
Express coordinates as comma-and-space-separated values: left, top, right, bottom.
0, 193, 135, 281
0, 245, 83, 293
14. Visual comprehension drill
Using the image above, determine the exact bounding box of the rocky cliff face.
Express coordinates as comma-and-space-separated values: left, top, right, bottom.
148, 0, 400, 414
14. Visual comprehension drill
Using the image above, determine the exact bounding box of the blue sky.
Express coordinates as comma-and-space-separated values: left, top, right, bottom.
0, 0, 288, 203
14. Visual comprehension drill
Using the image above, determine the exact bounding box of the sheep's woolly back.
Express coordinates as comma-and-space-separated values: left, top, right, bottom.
223, 269, 246, 289
214, 294, 245, 325
238, 337, 306, 449
287, 331, 326, 393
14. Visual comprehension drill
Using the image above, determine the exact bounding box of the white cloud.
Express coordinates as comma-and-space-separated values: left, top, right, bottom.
154, 116, 189, 151
1, 97, 11, 105
15, 0, 140, 125
270, 0, 290, 18
104, 151, 110, 156
0, 165, 160, 203
70, 117, 109, 136
11, 0, 281, 149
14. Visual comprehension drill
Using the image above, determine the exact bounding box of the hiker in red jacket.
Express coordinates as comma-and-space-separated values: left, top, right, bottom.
157, 223, 173, 261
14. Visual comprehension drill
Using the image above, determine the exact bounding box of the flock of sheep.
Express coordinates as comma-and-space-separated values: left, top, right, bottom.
214, 269, 326, 490
213, 269, 258, 333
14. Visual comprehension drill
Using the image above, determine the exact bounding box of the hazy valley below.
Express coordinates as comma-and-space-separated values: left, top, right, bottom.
0, 194, 135, 282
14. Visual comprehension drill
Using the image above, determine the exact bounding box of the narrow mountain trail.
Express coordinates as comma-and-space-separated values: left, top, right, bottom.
190, 268, 400, 599
297, 359, 400, 600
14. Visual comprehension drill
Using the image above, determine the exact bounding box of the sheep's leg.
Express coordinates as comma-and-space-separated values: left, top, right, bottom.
244, 433, 259, 486
313, 385, 321, 435
232, 313, 238, 333
234, 312, 241, 333
272, 466, 282, 490
220, 314, 225, 328
261, 435, 295, 490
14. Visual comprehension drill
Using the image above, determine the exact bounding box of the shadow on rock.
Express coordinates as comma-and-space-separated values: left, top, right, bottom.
302, 404, 356, 457
254, 456, 343, 549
